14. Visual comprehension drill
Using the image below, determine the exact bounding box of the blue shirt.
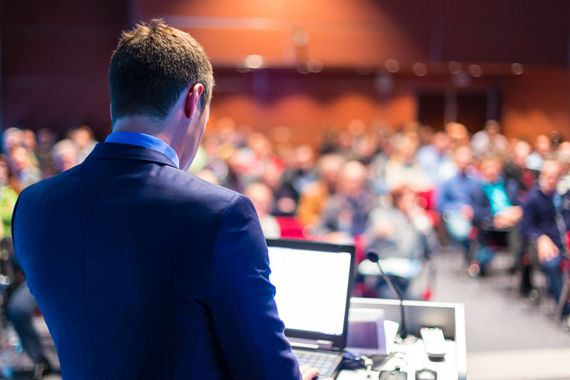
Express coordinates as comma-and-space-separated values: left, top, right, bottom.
105, 131, 180, 168
437, 172, 479, 214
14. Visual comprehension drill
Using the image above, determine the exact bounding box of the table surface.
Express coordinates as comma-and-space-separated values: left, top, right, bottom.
336, 339, 458, 380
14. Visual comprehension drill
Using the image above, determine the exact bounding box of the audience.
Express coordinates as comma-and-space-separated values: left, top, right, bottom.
1, 120, 570, 326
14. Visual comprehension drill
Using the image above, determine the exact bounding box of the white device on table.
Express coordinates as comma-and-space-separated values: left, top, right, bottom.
420, 327, 446, 361
266, 238, 356, 379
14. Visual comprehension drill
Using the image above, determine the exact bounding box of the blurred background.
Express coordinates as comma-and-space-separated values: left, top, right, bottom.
2, 1, 570, 379
2, 0, 570, 140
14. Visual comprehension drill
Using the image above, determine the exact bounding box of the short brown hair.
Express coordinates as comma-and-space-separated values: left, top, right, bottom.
109, 19, 214, 121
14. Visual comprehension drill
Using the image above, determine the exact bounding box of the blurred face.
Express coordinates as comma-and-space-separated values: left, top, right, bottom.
3, 129, 23, 152
55, 148, 79, 172
535, 135, 551, 156
22, 130, 37, 150
480, 158, 502, 183
71, 128, 92, 149
395, 189, 416, 213
318, 155, 343, 186
399, 135, 419, 161
10, 147, 30, 172
340, 162, 367, 195
433, 133, 450, 153
296, 146, 314, 170
512, 141, 531, 166
539, 160, 561, 194
486, 122, 499, 137
245, 183, 273, 217
454, 146, 473, 172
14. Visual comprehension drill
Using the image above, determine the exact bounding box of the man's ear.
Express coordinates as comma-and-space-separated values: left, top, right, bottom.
184, 83, 204, 119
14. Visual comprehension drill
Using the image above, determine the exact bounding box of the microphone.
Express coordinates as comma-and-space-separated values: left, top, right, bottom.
367, 251, 408, 339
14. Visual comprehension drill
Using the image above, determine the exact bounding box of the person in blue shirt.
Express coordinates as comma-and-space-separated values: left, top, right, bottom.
437, 145, 479, 262
520, 158, 570, 318
417, 131, 457, 185
470, 155, 522, 276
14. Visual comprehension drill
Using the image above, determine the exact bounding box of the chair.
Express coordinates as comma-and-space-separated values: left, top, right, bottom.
276, 216, 306, 239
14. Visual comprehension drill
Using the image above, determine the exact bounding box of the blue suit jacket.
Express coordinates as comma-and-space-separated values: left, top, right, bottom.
12, 142, 301, 380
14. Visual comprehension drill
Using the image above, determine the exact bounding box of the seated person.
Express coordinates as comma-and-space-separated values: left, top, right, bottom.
437, 145, 479, 261
297, 154, 344, 229
317, 161, 375, 242
244, 182, 281, 239
520, 158, 570, 318
362, 185, 433, 298
383, 132, 432, 193
470, 155, 522, 276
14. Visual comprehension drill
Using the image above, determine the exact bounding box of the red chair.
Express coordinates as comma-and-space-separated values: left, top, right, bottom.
276, 217, 306, 239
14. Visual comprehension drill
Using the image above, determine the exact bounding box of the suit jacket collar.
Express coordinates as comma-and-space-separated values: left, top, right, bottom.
87, 142, 178, 169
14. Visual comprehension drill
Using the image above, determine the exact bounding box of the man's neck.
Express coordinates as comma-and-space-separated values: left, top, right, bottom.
112, 116, 179, 155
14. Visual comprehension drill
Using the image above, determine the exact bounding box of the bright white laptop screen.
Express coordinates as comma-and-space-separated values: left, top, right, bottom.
268, 245, 352, 336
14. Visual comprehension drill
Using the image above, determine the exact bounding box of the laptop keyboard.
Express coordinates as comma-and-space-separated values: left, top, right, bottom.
293, 349, 342, 378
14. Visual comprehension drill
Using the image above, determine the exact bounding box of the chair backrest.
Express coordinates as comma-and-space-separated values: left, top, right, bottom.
276, 216, 305, 239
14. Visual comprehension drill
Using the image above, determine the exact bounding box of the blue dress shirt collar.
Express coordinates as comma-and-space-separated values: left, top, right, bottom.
105, 131, 180, 168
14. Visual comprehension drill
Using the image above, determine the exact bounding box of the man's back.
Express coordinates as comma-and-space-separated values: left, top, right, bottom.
13, 142, 300, 379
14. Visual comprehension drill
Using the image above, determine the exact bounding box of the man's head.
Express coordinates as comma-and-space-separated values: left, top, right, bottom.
339, 160, 368, 196
9, 146, 33, 173
453, 144, 473, 173
109, 20, 214, 169
511, 139, 531, 167
245, 182, 274, 218
479, 155, 503, 183
539, 158, 562, 195
432, 131, 451, 153
69, 125, 95, 149
52, 139, 80, 173
316, 154, 345, 188
484, 120, 500, 136
534, 134, 552, 157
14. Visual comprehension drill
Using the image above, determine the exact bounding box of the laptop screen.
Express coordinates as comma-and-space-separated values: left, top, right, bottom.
266, 239, 355, 347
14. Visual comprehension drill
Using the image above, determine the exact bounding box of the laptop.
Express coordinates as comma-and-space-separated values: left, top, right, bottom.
266, 238, 356, 379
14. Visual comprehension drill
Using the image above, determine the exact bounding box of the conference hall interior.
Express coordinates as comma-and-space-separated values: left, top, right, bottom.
1, 1, 570, 379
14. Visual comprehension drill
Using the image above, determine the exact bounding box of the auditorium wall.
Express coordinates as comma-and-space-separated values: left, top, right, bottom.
1, 0, 569, 143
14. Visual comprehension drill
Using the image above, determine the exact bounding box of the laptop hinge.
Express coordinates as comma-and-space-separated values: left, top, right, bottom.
315, 340, 334, 350
290, 338, 335, 351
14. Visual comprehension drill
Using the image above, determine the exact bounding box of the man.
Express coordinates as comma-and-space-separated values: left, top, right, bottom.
9, 145, 41, 190
503, 139, 534, 204
470, 155, 522, 276
520, 158, 570, 318
244, 182, 281, 239
317, 160, 375, 240
437, 145, 479, 261
297, 153, 344, 229
416, 131, 456, 185
471, 120, 509, 159
13, 20, 318, 380
51, 139, 80, 173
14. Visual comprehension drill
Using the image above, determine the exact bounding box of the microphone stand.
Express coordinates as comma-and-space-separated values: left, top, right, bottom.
367, 251, 408, 339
